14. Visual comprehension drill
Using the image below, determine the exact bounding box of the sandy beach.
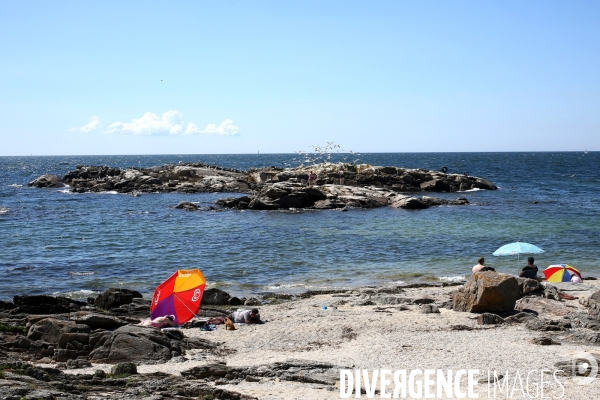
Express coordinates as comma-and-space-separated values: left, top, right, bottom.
57, 281, 600, 399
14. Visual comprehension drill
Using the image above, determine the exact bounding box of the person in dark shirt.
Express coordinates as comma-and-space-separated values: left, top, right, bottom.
519, 257, 538, 278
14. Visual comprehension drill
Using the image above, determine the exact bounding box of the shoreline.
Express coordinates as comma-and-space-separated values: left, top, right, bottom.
2, 278, 600, 399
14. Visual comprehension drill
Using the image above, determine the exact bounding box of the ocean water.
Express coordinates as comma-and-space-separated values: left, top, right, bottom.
1, 152, 599, 300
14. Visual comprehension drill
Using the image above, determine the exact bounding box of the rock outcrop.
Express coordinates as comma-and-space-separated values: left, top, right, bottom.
28, 174, 65, 188
453, 272, 520, 313
29, 162, 496, 212
218, 183, 470, 211
94, 288, 143, 310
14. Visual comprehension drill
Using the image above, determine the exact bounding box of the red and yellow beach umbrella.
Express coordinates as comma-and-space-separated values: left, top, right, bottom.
150, 269, 206, 324
543, 264, 582, 283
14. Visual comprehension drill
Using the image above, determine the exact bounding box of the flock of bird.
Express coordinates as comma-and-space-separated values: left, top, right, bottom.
285, 142, 360, 168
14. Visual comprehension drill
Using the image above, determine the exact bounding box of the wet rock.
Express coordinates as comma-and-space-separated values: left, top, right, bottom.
174, 201, 200, 211
28, 174, 65, 188
94, 288, 143, 310
453, 272, 520, 313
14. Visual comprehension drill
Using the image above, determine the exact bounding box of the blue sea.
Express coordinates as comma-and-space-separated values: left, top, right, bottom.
1, 152, 599, 300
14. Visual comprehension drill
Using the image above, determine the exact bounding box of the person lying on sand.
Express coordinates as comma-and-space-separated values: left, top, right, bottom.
139, 315, 178, 328
228, 308, 264, 324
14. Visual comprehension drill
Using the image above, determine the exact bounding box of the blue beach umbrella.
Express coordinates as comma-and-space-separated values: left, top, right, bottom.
492, 241, 545, 263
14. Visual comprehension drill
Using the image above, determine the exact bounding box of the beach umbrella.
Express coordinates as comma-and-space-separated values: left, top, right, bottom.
492, 241, 545, 262
543, 264, 582, 283
150, 269, 206, 324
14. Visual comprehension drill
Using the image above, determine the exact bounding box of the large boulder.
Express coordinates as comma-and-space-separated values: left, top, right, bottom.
94, 288, 143, 310
28, 174, 65, 188
202, 288, 231, 305
515, 297, 572, 317
452, 272, 520, 313
89, 325, 174, 363
27, 318, 90, 344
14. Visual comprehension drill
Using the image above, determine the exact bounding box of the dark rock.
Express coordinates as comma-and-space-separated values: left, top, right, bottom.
413, 298, 435, 305
202, 288, 231, 305
544, 285, 561, 301
453, 272, 520, 313
66, 359, 92, 369
70, 313, 129, 330
58, 332, 89, 348
27, 318, 90, 344
228, 297, 243, 306
94, 288, 143, 310
563, 331, 600, 344
28, 174, 65, 188
0, 299, 16, 311
566, 312, 600, 330
13, 295, 85, 314
525, 318, 571, 331
89, 325, 190, 363
477, 313, 504, 325
111, 362, 138, 376
420, 179, 450, 192
504, 312, 538, 324
174, 201, 199, 211
244, 297, 261, 306
516, 277, 542, 298
106, 297, 152, 319
529, 336, 560, 345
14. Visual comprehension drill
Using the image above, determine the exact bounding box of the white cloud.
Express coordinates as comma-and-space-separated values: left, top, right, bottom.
106, 111, 185, 136
185, 118, 240, 136
70, 116, 101, 133
104, 111, 240, 136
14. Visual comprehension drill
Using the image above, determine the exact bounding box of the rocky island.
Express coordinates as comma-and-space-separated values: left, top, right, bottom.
29, 162, 497, 210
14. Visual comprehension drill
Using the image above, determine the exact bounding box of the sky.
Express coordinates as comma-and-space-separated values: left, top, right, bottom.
1, 1, 599, 156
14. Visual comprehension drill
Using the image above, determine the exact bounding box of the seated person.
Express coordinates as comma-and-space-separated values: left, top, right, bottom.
228, 308, 263, 324
139, 315, 178, 328
570, 274, 583, 283
519, 257, 538, 278
472, 257, 495, 273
